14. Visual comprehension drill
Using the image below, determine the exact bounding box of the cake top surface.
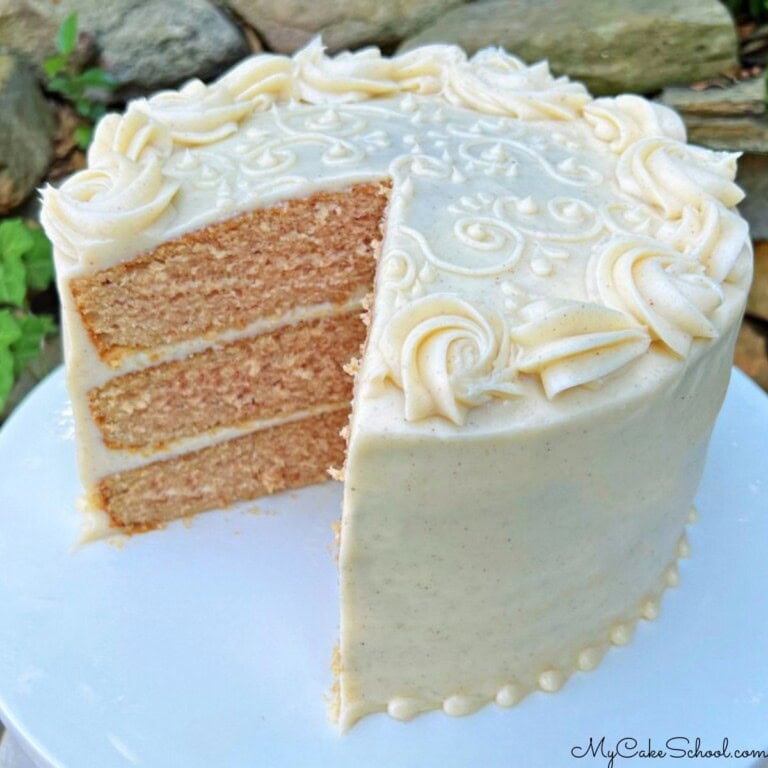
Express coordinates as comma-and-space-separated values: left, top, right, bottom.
41, 40, 752, 424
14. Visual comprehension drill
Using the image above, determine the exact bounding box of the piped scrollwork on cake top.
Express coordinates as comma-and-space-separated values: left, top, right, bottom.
40, 38, 751, 423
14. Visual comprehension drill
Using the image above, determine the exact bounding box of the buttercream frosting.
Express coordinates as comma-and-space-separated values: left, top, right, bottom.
42, 40, 748, 414
378, 293, 521, 424
40, 39, 752, 732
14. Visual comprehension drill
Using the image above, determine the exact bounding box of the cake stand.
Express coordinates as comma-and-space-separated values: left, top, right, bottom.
0, 367, 766, 768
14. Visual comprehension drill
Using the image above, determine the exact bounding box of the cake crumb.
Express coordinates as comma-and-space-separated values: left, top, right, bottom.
343, 357, 360, 376
325, 645, 342, 723
328, 518, 342, 562
249, 505, 278, 516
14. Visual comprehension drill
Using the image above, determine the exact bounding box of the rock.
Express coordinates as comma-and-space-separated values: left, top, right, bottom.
659, 78, 768, 154
659, 77, 765, 117
747, 241, 768, 323
0, 0, 250, 94
399, 0, 739, 96
0, 54, 54, 214
734, 317, 768, 393
740, 21, 768, 69
738, 155, 768, 241
0, 1, 60, 70
685, 116, 768, 153
78, 0, 250, 94
224, 0, 463, 54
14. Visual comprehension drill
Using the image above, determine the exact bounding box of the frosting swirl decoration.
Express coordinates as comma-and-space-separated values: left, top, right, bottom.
512, 300, 650, 398
443, 48, 590, 120
379, 294, 522, 424
583, 95, 686, 154
140, 79, 254, 146
88, 106, 173, 167
391, 45, 467, 94
658, 199, 750, 283
616, 137, 744, 218
293, 39, 400, 103
217, 54, 293, 108
589, 237, 724, 357
41, 156, 179, 264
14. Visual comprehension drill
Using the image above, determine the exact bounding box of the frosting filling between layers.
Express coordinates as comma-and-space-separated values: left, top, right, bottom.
89, 311, 365, 450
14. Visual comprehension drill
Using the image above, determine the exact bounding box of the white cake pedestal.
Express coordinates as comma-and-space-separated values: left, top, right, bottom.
0, 368, 766, 768
0, 730, 42, 768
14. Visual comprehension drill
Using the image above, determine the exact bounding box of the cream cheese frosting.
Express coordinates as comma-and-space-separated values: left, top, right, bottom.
40, 40, 752, 730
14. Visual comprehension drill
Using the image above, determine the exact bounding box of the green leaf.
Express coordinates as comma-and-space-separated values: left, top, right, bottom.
46, 74, 66, 92
90, 103, 106, 121
0, 309, 21, 411
22, 228, 54, 292
74, 124, 93, 149
0, 220, 54, 296
0, 219, 33, 261
74, 98, 91, 117
0, 309, 22, 348
0, 346, 15, 412
56, 12, 78, 56
77, 68, 118, 90
0, 251, 26, 306
43, 53, 68, 79
0, 220, 33, 306
10, 313, 56, 376
47, 75, 80, 100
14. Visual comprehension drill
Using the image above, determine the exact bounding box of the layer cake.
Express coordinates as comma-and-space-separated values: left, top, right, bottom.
41, 41, 752, 729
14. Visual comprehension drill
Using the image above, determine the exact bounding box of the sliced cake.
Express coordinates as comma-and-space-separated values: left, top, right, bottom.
41, 40, 752, 729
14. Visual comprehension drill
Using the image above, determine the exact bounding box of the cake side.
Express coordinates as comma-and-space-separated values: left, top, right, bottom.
338, 307, 745, 729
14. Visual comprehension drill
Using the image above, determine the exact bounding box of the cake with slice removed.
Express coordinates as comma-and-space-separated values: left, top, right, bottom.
41, 40, 752, 730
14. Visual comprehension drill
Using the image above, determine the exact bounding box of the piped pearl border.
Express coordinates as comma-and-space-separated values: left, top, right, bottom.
381, 506, 697, 723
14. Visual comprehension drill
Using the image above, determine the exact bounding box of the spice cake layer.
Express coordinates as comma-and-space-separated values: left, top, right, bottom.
99, 408, 348, 530
71, 183, 388, 364
89, 311, 364, 450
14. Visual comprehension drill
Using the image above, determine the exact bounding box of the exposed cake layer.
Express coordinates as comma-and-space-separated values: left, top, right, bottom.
89, 312, 365, 450
51, 178, 388, 500
70, 182, 388, 364
98, 408, 349, 530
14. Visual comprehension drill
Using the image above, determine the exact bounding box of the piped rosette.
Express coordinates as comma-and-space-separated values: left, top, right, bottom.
511, 299, 650, 399
378, 293, 522, 425
588, 236, 724, 358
